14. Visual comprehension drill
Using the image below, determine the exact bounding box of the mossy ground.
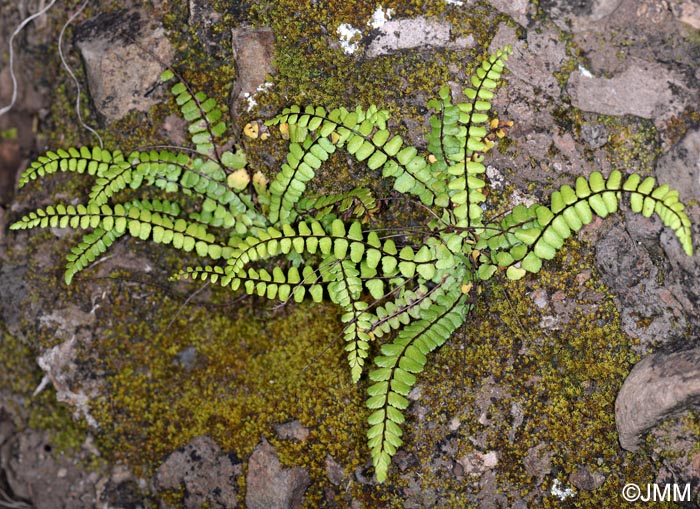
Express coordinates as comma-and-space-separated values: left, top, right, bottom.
2, 0, 694, 507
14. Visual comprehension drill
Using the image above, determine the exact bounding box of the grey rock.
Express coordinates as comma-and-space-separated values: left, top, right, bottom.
324, 455, 345, 486
36, 332, 100, 428
0, 263, 29, 339
616, 346, 700, 451
485, 0, 531, 27
580, 122, 609, 149
567, 58, 687, 120
366, 17, 474, 58
156, 435, 241, 509
671, 0, 700, 29
246, 437, 310, 509
541, 0, 625, 31
0, 417, 99, 508
655, 128, 700, 324
75, 9, 174, 122
491, 25, 567, 101
594, 225, 688, 349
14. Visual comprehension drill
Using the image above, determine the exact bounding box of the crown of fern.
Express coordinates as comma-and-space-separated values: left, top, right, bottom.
10, 45, 694, 484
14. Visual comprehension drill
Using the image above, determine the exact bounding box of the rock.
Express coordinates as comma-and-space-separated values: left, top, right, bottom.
456, 451, 499, 477
0, 264, 29, 339
324, 455, 346, 486
273, 420, 310, 442
655, 128, 700, 325
522, 443, 553, 485
230, 27, 276, 119
246, 437, 310, 509
0, 419, 98, 508
594, 225, 688, 349
541, 0, 625, 31
567, 59, 687, 121
366, 17, 474, 58
156, 435, 241, 509
36, 332, 100, 428
485, 0, 531, 27
648, 414, 700, 498
75, 9, 174, 123
580, 122, 609, 149
615, 345, 700, 452
671, 0, 700, 29
569, 465, 606, 491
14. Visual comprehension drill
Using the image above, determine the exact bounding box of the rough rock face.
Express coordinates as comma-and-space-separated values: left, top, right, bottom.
156, 435, 241, 509
75, 9, 174, 123
230, 26, 276, 123
567, 59, 689, 121
246, 437, 311, 509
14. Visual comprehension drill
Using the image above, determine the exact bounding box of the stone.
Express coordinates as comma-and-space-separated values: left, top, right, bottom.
0, 421, 100, 508
156, 435, 241, 509
485, 0, 531, 27
75, 9, 174, 122
567, 59, 686, 120
615, 345, 700, 451
540, 0, 625, 31
671, 0, 700, 29
569, 465, 606, 491
655, 128, 700, 325
456, 451, 499, 477
273, 420, 310, 442
580, 122, 609, 149
230, 27, 276, 118
523, 443, 553, 484
594, 225, 688, 349
246, 437, 310, 509
366, 17, 474, 58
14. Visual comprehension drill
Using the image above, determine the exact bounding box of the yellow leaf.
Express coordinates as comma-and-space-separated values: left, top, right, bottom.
243, 121, 259, 139
461, 282, 473, 294
279, 122, 290, 140
227, 168, 250, 190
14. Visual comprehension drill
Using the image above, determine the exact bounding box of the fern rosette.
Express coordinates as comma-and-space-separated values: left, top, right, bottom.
10, 45, 694, 484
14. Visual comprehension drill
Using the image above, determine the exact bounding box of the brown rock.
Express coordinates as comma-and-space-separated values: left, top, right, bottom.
615, 346, 700, 451
246, 436, 310, 509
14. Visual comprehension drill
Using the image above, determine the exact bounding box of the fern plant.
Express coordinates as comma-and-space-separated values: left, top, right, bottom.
10, 46, 694, 483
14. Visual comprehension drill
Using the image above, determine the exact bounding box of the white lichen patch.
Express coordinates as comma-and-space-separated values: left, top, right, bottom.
244, 81, 274, 112
551, 479, 576, 500
337, 23, 362, 54
337, 6, 393, 54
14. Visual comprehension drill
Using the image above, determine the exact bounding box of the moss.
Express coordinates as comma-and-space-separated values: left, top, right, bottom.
0, 328, 90, 455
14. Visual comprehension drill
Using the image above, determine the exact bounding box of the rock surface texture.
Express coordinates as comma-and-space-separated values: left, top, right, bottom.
616, 345, 700, 451
74, 8, 174, 123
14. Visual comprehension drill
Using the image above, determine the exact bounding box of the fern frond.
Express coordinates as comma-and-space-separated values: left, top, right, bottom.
64, 228, 125, 284
366, 277, 469, 483
168, 81, 227, 156
296, 187, 377, 221
427, 46, 511, 226
368, 276, 451, 339
270, 104, 439, 206
341, 300, 375, 382
491, 170, 694, 280
17, 146, 117, 187
267, 134, 337, 224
